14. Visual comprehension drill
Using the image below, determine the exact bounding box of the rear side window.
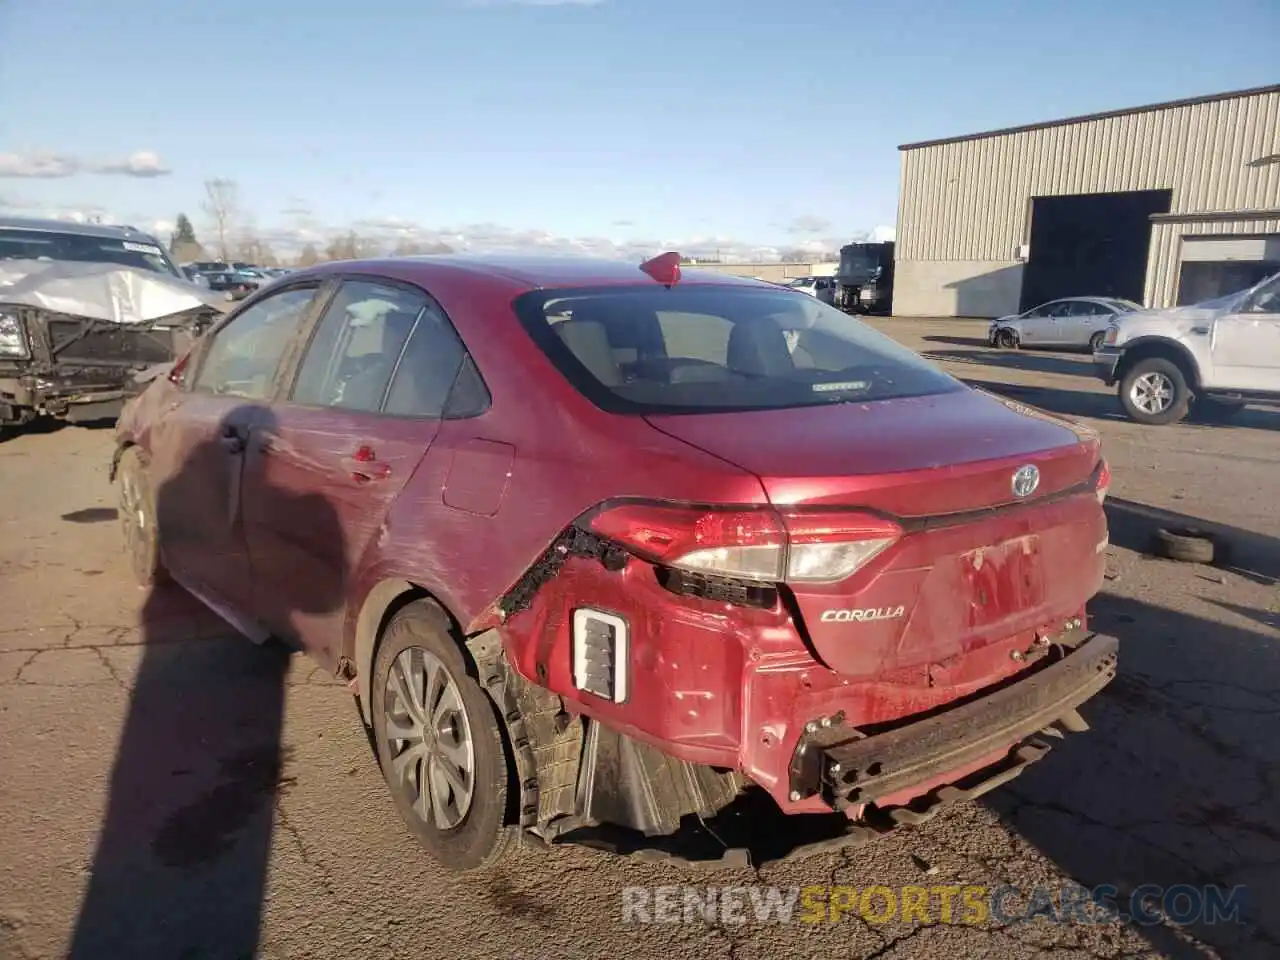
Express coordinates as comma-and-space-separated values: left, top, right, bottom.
291, 280, 425, 412
383, 305, 472, 418
514, 285, 960, 414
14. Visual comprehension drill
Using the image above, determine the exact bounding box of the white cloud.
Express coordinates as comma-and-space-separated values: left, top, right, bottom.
0, 149, 171, 179
90, 150, 171, 178
0, 151, 79, 179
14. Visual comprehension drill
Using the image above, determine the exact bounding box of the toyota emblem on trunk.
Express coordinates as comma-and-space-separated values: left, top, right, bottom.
1012, 464, 1040, 498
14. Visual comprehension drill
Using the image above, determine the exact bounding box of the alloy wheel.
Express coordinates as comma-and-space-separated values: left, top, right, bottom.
382, 647, 476, 830
1130, 371, 1174, 415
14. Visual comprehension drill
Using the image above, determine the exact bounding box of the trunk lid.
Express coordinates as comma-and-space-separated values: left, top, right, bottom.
646, 388, 1108, 687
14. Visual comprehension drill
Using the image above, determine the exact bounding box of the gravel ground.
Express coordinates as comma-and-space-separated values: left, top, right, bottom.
1, 316, 1277, 960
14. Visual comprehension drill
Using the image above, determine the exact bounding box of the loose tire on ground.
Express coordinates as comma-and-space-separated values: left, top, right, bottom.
371, 599, 519, 872
1119, 356, 1192, 425
116, 446, 170, 587
1151, 527, 1223, 565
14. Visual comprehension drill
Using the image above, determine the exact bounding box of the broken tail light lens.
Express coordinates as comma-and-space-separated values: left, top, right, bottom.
588, 503, 901, 584
782, 511, 901, 583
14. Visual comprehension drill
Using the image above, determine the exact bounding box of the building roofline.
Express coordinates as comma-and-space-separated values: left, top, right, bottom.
898, 84, 1280, 152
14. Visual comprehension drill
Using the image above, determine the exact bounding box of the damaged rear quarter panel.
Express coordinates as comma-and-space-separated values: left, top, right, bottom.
338, 272, 767, 702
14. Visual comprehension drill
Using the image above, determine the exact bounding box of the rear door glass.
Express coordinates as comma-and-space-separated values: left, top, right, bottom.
290, 280, 426, 413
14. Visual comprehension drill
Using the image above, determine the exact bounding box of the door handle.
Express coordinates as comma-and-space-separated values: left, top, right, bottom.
342, 446, 391, 483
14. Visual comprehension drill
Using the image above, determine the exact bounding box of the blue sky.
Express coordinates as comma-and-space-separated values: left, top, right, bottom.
1, 0, 1276, 260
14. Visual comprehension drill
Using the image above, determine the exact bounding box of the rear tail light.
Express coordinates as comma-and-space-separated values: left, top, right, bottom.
1093, 458, 1111, 504
588, 503, 901, 584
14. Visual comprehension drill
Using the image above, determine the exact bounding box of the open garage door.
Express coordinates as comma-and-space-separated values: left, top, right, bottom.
1176, 234, 1280, 304
1020, 190, 1172, 311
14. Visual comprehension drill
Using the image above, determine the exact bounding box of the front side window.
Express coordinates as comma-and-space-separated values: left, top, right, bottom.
291, 280, 427, 413
1243, 274, 1280, 315
514, 284, 960, 414
0, 227, 182, 277
192, 286, 319, 399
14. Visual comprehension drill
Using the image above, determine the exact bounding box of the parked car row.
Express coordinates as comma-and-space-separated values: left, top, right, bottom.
180, 261, 293, 301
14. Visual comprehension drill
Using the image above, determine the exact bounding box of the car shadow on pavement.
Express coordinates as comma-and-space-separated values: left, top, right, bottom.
964, 378, 1128, 421
66, 406, 348, 960
982, 590, 1280, 960
965, 378, 1280, 432
923, 344, 1097, 377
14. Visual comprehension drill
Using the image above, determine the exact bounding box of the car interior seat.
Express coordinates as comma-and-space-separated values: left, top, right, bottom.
726, 315, 795, 378
554, 314, 624, 387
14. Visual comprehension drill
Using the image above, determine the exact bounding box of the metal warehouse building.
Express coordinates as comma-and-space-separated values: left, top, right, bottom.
893, 84, 1280, 318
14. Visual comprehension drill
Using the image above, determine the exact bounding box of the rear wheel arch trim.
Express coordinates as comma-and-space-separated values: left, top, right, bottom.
353, 578, 467, 724
1117, 338, 1201, 389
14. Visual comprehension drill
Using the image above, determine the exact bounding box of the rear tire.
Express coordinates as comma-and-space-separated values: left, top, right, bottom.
371, 599, 518, 872
116, 446, 170, 587
1119, 357, 1191, 425
1089, 332, 1106, 352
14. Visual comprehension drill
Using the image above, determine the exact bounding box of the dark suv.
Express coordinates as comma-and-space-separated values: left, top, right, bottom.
0, 217, 220, 431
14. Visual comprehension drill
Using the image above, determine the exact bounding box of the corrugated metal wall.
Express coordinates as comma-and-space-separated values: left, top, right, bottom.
898, 89, 1280, 262
1147, 215, 1280, 306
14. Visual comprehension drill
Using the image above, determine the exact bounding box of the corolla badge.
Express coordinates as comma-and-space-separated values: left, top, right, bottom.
1012, 464, 1040, 498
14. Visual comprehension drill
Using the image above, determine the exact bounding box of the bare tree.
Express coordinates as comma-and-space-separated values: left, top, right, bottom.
201, 178, 239, 261
325, 230, 380, 262
391, 237, 425, 257
233, 229, 278, 267
295, 243, 321, 267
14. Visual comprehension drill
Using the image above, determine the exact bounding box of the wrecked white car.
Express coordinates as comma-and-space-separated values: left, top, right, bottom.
1092, 270, 1280, 425
0, 256, 226, 432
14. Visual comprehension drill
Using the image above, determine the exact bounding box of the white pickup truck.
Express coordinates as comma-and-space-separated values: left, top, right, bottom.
1092, 270, 1280, 424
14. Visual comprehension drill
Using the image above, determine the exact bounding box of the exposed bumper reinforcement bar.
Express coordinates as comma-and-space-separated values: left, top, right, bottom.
793, 633, 1119, 811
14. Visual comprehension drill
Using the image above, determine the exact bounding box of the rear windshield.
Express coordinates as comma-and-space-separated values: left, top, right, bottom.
0, 227, 181, 278
514, 284, 962, 414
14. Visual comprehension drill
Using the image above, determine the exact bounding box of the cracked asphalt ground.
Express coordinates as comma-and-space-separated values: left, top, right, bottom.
2, 317, 1278, 960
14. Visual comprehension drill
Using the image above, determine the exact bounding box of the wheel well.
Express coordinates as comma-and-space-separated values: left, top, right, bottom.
1116, 340, 1200, 391
352, 580, 466, 725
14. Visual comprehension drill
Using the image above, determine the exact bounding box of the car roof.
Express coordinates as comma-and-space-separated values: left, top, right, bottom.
0, 215, 162, 243
290, 254, 771, 293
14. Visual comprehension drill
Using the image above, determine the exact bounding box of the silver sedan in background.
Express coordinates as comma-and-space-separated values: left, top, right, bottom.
989, 296, 1143, 350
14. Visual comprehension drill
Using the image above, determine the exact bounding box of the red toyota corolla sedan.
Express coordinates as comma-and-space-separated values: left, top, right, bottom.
112, 252, 1117, 871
